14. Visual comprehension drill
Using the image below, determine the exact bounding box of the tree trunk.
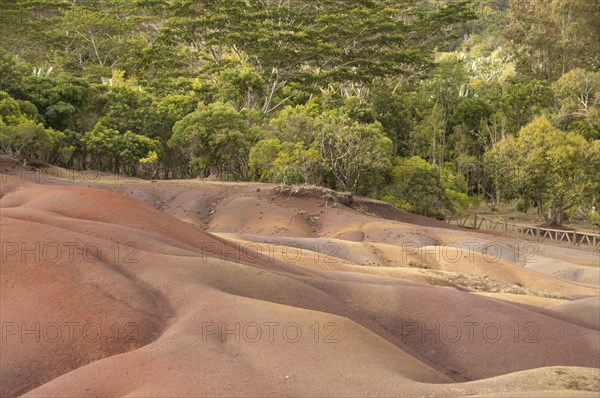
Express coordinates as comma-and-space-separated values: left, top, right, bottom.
538, 198, 550, 224
547, 203, 575, 227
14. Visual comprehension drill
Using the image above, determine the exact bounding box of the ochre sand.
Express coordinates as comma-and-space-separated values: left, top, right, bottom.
1, 170, 599, 397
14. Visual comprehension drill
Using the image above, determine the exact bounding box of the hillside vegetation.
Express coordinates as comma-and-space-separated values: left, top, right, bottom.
1, 0, 599, 226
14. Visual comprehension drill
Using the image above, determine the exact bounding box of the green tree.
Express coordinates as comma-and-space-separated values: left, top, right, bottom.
0, 91, 28, 125
215, 64, 265, 111
506, 0, 600, 80
418, 56, 469, 164
499, 78, 553, 131
82, 122, 160, 174
248, 138, 285, 182
290, 143, 325, 185
266, 103, 321, 144
384, 156, 444, 217
383, 156, 470, 218
449, 96, 494, 158
317, 114, 392, 192
410, 103, 446, 165
552, 68, 600, 140
168, 0, 474, 113
16, 74, 89, 131
0, 49, 28, 94
168, 102, 258, 179
484, 116, 598, 226
370, 86, 413, 156
0, 121, 58, 161
249, 138, 325, 185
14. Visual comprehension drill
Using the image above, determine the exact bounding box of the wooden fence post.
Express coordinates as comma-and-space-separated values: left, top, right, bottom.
473, 214, 477, 229
536, 227, 540, 242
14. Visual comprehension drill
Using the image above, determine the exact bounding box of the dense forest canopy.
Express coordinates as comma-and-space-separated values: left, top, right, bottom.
0, 0, 599, 226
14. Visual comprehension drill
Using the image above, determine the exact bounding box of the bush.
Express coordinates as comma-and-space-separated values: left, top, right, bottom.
0, 121, 58, 160
317, 113, 392, 192
445, 189, 470, 216
383, 156, 448, 217
382, 156, 471, 218
515, 198, 529, 213
381, 193, 411, 212
248, 138, 284, 182
168, 102, 258, 179
249, 139, 325, 185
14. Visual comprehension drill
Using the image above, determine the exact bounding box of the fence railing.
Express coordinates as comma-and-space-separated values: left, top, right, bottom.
446, 214, 600, 250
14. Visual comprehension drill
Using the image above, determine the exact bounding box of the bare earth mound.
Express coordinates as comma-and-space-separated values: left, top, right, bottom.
1, 171, 599, 397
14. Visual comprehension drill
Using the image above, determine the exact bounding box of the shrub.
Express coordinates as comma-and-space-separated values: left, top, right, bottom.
515, 198, 529, 213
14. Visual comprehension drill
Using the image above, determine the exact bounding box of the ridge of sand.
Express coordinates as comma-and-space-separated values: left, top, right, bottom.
1, 170, 598, 397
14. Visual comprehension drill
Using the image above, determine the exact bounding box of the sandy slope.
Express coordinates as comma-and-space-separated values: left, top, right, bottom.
1, 171, 599, 397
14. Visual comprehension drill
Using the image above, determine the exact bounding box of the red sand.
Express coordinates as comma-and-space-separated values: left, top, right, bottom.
1, 172, 599, 397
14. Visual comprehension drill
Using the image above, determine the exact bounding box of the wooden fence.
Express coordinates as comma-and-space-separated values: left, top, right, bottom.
446, 214, 600, 250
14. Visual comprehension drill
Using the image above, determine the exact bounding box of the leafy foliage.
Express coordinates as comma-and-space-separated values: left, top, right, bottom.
484, 117, 598, 225
168, 102, 259, 179
383, 156, 469, 218
317, 114, 392, 192
1, 0, 597, 223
